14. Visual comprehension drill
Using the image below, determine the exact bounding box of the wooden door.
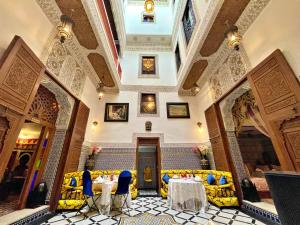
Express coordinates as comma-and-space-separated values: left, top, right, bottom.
0, 36, 45, 115
136, 138, 161, 194
49, 101, 89, 211
64, 102, 90, 173
0, 36, 44, 179
205, 104, 230, 171
137, 145, 157, 190
205, 104, 243, 203
247, 49, 300, 171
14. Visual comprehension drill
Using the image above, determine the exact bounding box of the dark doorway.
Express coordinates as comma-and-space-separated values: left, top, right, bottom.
136, 138, 161, 197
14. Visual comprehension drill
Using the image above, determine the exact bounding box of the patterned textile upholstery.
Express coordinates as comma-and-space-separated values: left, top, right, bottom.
57, 170, 137, 210
160, 170, 238, 207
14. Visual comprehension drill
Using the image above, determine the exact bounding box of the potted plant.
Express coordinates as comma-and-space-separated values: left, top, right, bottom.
192, 145, 210, 170
85, 146, 101, 170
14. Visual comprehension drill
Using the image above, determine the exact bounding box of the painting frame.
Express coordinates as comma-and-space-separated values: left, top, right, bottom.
104, 103, 129, 122
166, 102, 190, 118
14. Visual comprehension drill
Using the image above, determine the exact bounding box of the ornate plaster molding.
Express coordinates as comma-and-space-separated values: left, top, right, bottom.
196, 0, 271, 98
125, 45, 172, 52
127, 0, 170, 6
126, 34, 172, 51
120, 85, 177, 92
36, 0, 99, 87
41, 74, 75, 129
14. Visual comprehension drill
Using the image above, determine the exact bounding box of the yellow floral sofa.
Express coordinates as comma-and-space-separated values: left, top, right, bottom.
57, 170, 137, 210
161, 170, 238, 207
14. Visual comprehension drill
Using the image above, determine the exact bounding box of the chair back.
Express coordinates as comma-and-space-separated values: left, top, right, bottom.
82, 170, 94, 197
116, 170, 132, 195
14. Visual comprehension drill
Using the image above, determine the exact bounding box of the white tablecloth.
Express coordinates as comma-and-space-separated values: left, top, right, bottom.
167, 178, 208, 213
86, 180, 131, 215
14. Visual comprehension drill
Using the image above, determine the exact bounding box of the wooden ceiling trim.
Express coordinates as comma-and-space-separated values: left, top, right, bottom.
182, 60, 208, 90
55, 0, 98, 49
200, 0, 250, 57
87, 53, 115, 87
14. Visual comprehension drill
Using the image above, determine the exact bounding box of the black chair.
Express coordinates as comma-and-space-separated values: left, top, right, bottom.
78, 170, 101, 217
111, 170, 132, 216
265, 171, 300, 225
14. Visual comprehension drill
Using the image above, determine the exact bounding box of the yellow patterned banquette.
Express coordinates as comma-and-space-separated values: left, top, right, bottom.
57, 170, 137, 210
161, 170, 239, 207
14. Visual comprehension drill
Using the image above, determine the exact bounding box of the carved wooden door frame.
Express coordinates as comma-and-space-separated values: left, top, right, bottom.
247, 49, 300, 171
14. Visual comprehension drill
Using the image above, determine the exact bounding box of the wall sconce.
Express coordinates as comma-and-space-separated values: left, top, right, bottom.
191, 83, 200, 95
144, 0, 155, 14
224, 20, 242, 51
57, 14, 75, 43
197, 122, 203, 132
96, 82, 105, 100
92, 121, 98, 130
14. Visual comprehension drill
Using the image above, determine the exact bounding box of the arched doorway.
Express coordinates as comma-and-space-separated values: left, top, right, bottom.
0, 85, 59, 214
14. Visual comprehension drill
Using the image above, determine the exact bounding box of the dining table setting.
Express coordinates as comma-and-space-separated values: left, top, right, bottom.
167, 174, 208, 213
81, 174, 131, 215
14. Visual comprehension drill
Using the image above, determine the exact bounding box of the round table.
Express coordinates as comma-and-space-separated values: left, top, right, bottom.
88, 180, 131, 215
167, 178, 208, 213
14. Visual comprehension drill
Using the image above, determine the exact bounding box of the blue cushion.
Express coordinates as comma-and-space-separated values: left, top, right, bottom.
162, 173, 170, 184
69, 177, 77, 187
207, 173, 215, 185
219, 176, 227, 185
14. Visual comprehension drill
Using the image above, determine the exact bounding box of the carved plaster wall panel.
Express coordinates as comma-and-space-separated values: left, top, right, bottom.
36, 0, 100, 94
184, 0, 270, 96
45, 40, 87, 98
208, 51, 248, 101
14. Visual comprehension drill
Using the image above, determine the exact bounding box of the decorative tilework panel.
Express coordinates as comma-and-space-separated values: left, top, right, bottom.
42, 129, 67, 200
161, 147, 201, 170
94, 148, 136, 170
77, 145, 90, 171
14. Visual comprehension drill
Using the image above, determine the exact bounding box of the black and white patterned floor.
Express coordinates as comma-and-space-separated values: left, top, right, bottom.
43, 197, 266, 225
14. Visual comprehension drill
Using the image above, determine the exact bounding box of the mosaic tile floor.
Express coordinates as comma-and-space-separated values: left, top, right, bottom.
42, 197, 266, 225
0, 195, 19, 217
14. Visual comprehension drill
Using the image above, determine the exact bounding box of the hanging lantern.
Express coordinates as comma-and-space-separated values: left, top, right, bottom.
191, 83, 200, 95
224, 20, 242, 51
96, 82, 105, 100
57, 15, 74, 43
144, 0, 155, 14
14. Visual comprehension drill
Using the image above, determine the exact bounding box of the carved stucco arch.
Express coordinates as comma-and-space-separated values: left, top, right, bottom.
219, 82, 251, 182
40, 76, 74, 129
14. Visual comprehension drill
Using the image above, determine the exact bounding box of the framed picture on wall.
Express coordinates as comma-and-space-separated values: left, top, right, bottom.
166, 102, 190, 118
104, 103, 129, 122
140, 93, 157, 114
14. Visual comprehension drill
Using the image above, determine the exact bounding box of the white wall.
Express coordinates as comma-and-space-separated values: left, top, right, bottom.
0, 0, 53, 58
81, 76, 207, 144
124, 3, 173, 35
194, 82, 214, 143
243, 0, 300, 78
120, 50, 177, 86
